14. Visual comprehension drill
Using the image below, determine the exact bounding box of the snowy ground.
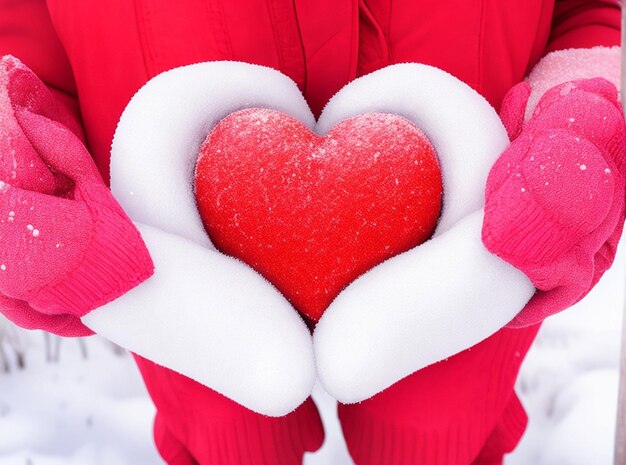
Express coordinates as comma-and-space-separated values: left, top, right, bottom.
0, 245, 624, 465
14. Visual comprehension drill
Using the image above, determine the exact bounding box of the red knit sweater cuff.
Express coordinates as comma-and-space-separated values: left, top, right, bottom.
26, 187, 154, 318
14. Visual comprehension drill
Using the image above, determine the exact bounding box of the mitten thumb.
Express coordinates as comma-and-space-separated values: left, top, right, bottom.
499, 82, 531, 140
15, 109, 103, 186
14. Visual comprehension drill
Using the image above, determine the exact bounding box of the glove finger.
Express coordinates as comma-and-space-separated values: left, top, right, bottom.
0, 69, 60, 194
1, 56, 82, 137
536, 78, 620, 115
0, 294, 93, 337
499, 81, 531, 140
484, 133, 533, 199
483, 129, 614, 266
14, 109, 103, 185
528, 87, 626, 172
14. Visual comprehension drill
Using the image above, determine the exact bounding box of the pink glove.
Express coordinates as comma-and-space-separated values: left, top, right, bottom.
0, 56, 153, 336
483, 77, 626, 327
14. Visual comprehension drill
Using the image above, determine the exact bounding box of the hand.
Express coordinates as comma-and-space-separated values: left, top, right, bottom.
0, 56, 153, 336
483, 78, 626, 327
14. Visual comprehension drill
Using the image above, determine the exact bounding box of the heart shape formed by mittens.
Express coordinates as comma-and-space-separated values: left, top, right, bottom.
194, 108, 442, 323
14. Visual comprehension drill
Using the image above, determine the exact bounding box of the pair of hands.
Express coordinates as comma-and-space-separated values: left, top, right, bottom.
1, 57, 624, 417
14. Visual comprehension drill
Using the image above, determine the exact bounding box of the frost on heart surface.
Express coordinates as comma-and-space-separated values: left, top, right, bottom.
195, 108, 443, 322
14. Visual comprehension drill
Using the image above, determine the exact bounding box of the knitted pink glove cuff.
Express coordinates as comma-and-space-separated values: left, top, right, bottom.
21, 185, 154, 318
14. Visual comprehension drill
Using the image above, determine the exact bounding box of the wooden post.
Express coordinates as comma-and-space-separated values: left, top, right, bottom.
615, 7, 626, 464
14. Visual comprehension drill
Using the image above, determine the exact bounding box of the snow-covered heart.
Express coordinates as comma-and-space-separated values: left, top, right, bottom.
195, 109, 442, 322
84, 61, 535, 415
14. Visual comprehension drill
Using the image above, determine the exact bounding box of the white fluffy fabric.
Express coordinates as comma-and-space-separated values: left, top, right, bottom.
82, 61, 535, 411
525, 46, 621, 120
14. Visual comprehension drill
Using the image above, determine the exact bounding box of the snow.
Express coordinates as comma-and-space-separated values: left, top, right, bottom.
0, 335, 162, 465
505, 240, 625, 465
100, 62, 323, 417
1, 240, 624, 464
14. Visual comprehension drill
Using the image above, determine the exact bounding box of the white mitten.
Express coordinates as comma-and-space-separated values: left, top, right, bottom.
82, 62, 317, 417
313, 64, 535, 404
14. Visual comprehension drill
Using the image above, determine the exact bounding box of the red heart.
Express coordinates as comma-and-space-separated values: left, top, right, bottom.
195, 109, 442, 323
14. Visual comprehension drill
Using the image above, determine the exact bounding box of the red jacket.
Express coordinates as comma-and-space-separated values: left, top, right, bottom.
0, 2, 621, 465
1, 0, 620, 184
